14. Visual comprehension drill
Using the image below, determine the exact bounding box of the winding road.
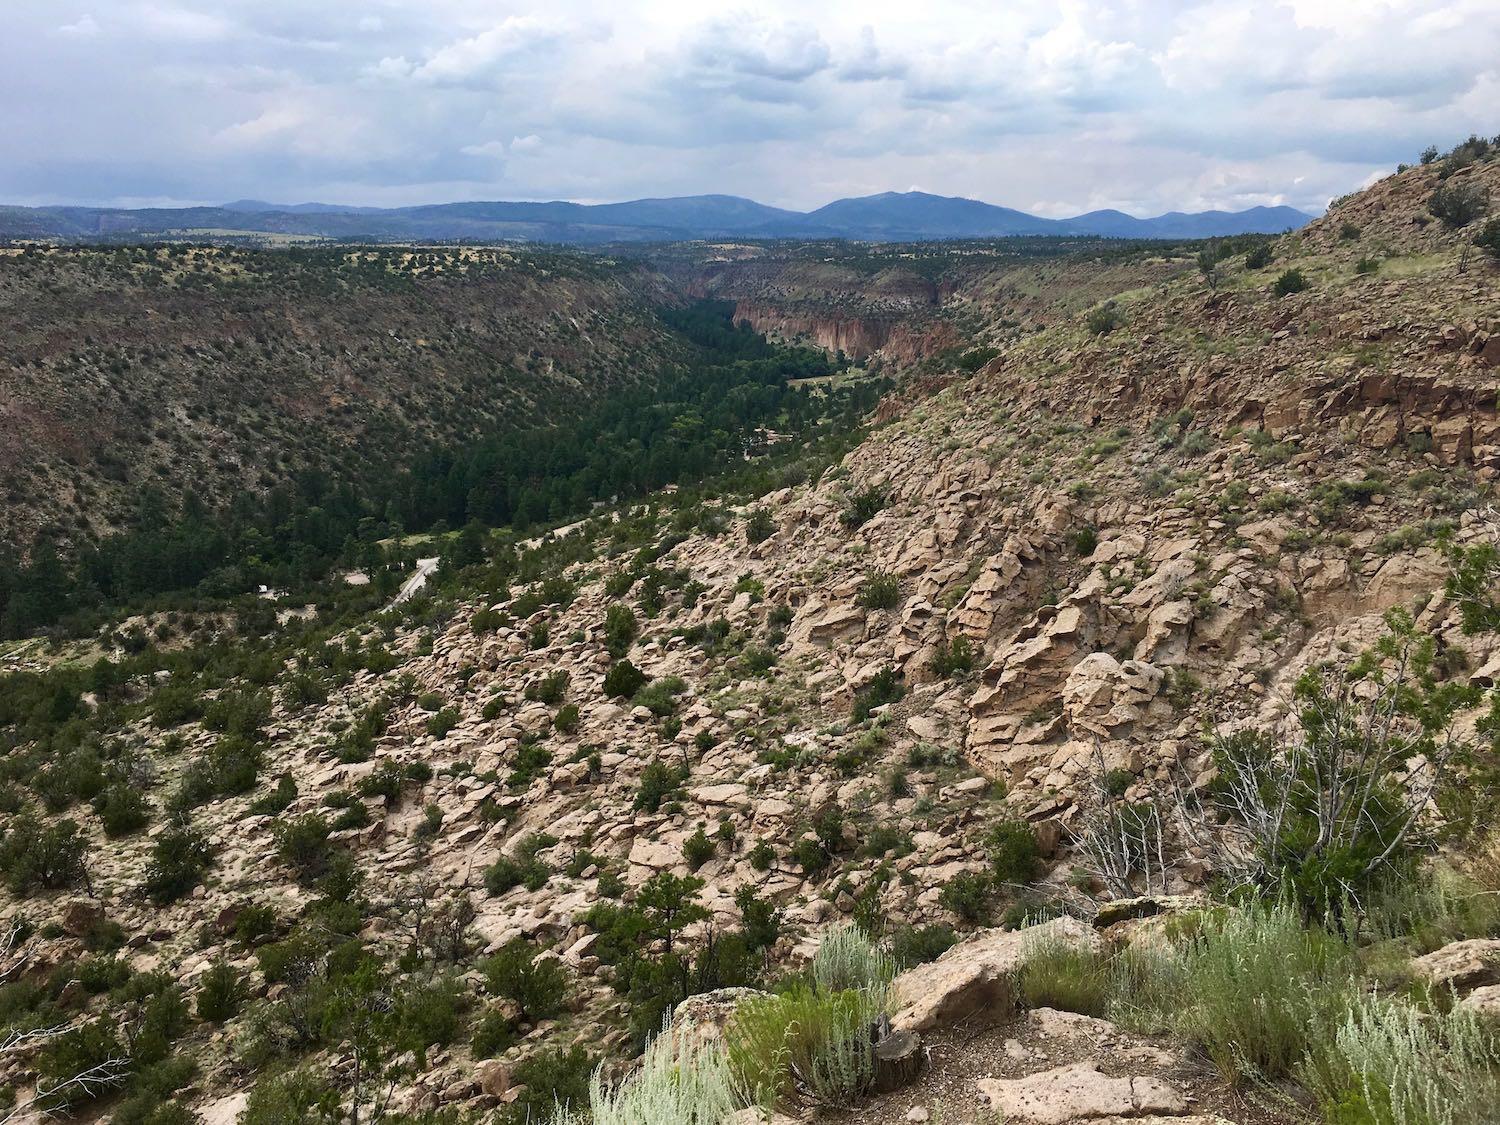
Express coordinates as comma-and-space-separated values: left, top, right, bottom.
386, 556, 440, 611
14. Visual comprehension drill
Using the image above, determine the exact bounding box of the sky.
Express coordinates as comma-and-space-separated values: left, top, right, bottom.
5, 0, 1498, 217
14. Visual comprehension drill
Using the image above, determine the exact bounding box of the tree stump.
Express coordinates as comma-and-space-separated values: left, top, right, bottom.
873, 1028, 923, 1093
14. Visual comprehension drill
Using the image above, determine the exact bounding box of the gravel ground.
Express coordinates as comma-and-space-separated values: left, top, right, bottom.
821, 1008, 1308, 1125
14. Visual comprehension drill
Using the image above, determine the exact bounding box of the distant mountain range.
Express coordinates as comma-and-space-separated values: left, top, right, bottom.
0, 191, 1315, 244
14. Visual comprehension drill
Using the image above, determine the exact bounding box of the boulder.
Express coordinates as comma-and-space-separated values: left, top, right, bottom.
668, 987, 766, 1046
60, 899, 104, 938
1092, 895, 1201, 928
1458, 984, 1500, 1018
476, 1059, 511, 1098
975, 1060, 1186, 1124
1410, 939, 1500, 994
890, 917, 1103, 1032
197, 1092, 250, 1125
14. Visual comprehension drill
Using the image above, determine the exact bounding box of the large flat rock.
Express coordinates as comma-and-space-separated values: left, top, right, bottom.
975, 1061, 1186, 1124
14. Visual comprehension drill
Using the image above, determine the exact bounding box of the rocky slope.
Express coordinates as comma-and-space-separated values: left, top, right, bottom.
1, 156, 1498, 1122
0, 245, 679, 549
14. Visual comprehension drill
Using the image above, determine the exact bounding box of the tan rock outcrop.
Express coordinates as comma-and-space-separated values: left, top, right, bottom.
890, 917, 1103, 1032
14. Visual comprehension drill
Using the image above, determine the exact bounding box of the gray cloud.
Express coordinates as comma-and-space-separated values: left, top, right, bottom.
4, 0, 1497, 216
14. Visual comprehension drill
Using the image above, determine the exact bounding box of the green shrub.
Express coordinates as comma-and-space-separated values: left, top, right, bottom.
726, 985, 888, 1109
412, 803, 444, 840
1244, 243, 1273, 270
554, 703, 581, 734
500, 1045, 595, 1125
425, 706, 460, 739
96, 784, 150, 838
1017, 936, 1111, 1017
739, 645, 777, 675
634, 762, 687, 813
483, 832, 556, 895
811, 924, 895, 994
1272, 268, 1308, 296
603, 659, 647, 699
525, 670, 570, 705
247, 774, 297, 816
234, 904, 277, 944
930, 634, 975, 678
1475, 217, 1500, 259
142, 825, 213, 905
939, 871, 993, 924
1429, 181, 1488, 228
483, 940, 569, 1022
272, 814, 335, 885
150, 683, 204, 729
633, 677, 687, 717
202, 689, 271, 738
812, 805, 846, 854
603, 605, 638, 658
745, 508, 775, 545
1174, 903, 1356, 1084
789, 838, 829, 876
84, 919, 126, 952
1086, 305, 1122, 335
987, 820, 1041, 885
73, 955, 131, 994
0, 816, 88, 895
392, 975, 465, 1055
196, 961, 244, 1023
1302, 992, 1500, 1125
682, 828, 716, 872
861, 824, 911, 858
856, 572, 902, 610
748, 840, 775, 871
171, 736, 262, 812
597, 868, 625, 898
840, 488, 887, 531
889, 923, 957, 968
507, 737, 552, 790
585, 1029, 738, 1125
471, 1008, 515, 1058
239, 1069, 338, 1125
851, 666, 903, 722
34, 1017, 127, 1113
471, 607, 504, 634
1072, 526, 1098, 557
327, 793, 371, 832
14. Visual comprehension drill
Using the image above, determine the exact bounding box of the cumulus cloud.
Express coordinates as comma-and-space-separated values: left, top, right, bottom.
3, 0, 1498, 215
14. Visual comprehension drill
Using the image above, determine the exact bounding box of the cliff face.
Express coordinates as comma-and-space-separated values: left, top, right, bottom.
727, 298, 961, 363
672, 245, 1193, 366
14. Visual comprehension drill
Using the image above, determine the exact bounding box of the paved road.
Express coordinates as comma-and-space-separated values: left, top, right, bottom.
387, 557, 440, 610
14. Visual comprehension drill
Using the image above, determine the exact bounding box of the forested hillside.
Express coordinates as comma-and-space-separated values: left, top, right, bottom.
0, 245, 678, 551
0, 275, 878, 637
